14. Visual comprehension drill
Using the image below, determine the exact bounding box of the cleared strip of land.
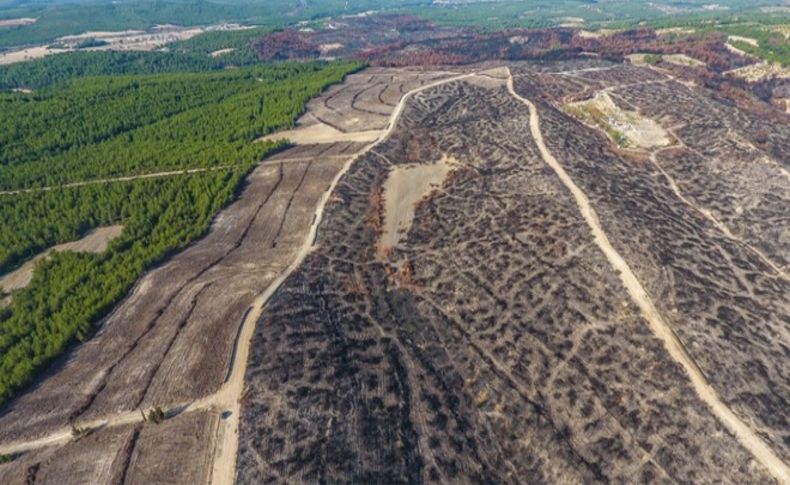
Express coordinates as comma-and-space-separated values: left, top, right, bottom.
0, 166, 236, 196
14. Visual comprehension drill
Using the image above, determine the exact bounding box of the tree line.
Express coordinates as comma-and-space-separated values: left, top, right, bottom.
0, 61, 361, 190
0, 51, 236, 90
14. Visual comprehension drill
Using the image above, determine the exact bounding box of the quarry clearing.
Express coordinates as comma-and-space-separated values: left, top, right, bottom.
0, 23, 250, 65
566, 91, 671, 149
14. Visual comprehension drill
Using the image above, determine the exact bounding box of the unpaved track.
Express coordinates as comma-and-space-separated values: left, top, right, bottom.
506, 68, 790, 484
0, 165, 236, 196
649, 149, 788, 279
6, 67, 783, 482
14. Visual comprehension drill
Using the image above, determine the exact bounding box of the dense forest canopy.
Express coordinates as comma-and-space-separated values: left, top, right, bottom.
0, 50, 243, 88
0, 59, 361, 406
0, 0, 425, 49
0, 62, 360, 190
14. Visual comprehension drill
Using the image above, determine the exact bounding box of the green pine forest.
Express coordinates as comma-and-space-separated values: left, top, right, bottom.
1, 62, 363, 190
0, 58, 362, 405
0, 26, 273, 90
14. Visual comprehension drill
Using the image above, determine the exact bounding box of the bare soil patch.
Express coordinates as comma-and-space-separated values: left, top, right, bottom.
627, 53, 704, 67
260, 121, 383, 144
210, 48, 236, 57
378, 155, 457, 257
663, 53, 705, 67
727, 62, 790, 81
0, 225, 123, 294
0, 46, 69, 65
0, 23, 250, 66
770, 24, 790, 39
566, 91, 670, 149
319, 42, 343, 57
728, 35, 759, 47
0, 18, 36, 28
657, 27, 696, 36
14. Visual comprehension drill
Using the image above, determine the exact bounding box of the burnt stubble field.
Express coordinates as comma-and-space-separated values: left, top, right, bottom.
236, 60, 788, 483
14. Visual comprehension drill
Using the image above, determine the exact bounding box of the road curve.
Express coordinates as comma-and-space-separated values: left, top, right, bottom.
0, 72, 473, 475
208, 71, 475, 485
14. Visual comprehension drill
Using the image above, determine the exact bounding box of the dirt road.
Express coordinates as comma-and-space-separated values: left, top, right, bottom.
0, 165, 237, 196
210, 70, 475, 485
649, 149, 788, 279
506, 68, 790, 484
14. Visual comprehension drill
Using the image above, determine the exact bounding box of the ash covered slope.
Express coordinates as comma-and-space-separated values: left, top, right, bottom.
237, 62, 786, 483
512, 60, 790, 464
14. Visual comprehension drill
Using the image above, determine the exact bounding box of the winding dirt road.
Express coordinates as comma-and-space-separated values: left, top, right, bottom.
209, 70, 475, 485
649, 149, 788, 279
506, 68, 790, 484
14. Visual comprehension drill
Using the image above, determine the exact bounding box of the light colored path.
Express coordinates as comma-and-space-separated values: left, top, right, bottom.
258, 122, 384, 145
209, 70, 475, 485
649, 149, 788, 279
0, 225, 123, 293
506, 68, 790, 484
0, 165, 237, 196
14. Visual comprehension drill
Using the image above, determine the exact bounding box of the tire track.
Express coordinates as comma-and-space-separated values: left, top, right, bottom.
650, 148, 788, 279
351, 81, 392, 116
210, 72, 477, 485
0, 72, 479, 482
422, 298, 607, 482
271, 161, 312, 248
132, 283, 214, 409
0, 165, 238, 196
117, 425, 141, 485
